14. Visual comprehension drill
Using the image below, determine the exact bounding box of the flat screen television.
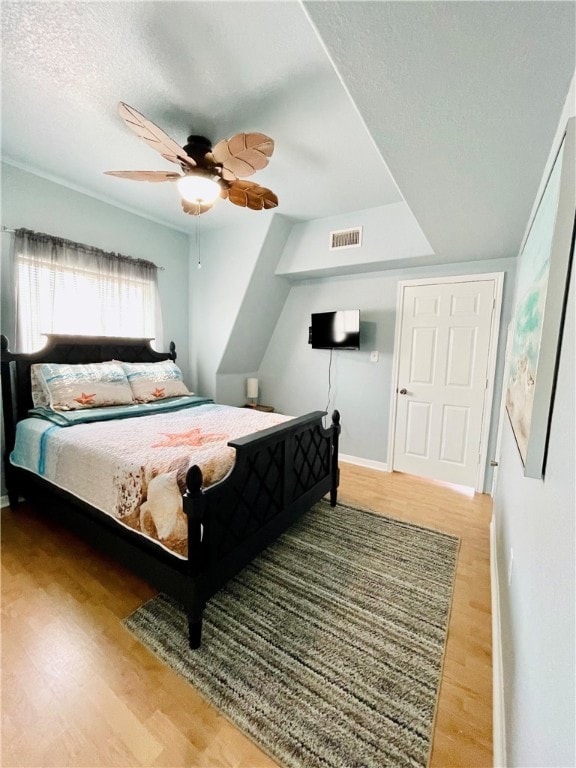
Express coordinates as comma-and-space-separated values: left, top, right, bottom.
310, 309, 360, 350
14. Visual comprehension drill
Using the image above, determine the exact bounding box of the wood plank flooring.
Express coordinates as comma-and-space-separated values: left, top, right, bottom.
1, 465, 493, 767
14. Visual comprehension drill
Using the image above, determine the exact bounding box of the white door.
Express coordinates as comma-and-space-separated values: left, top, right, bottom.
392, 278, 499, 488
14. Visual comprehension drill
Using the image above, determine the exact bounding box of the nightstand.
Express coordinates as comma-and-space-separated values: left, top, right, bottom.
244, 404, 275, 413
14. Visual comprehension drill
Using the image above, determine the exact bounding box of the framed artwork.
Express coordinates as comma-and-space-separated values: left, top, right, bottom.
506, 117, 575, 478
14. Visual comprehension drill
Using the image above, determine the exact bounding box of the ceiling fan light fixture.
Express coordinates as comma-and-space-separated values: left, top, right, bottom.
106, 104, 277, 216
177, 174, 221, 205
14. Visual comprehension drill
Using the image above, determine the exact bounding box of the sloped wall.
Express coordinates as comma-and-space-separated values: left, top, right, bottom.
276, 202, 434, 278
188, 214, 292, 404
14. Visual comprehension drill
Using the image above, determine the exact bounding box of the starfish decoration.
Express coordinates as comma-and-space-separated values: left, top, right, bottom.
74, 392, 96, 405
151, 387, 166, 399
153, 427, 227, 448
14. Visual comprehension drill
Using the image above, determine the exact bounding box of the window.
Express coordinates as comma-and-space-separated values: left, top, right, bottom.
13, 229, 163, 352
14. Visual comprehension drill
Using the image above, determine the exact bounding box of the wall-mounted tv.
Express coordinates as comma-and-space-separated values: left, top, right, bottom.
310, 309, 360, 350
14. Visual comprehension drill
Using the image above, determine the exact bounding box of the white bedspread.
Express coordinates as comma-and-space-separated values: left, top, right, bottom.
11, 404, 291, 558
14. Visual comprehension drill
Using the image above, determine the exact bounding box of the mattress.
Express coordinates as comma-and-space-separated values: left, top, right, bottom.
11, 401, 292, 558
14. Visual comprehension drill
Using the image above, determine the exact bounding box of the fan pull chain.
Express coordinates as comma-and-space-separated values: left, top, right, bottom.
196, 202, 202, 269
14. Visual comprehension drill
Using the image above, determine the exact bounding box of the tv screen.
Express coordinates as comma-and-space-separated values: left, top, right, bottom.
310, 310, 360, 350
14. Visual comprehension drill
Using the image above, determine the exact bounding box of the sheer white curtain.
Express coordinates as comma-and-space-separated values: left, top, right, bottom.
14, 229, 163, 352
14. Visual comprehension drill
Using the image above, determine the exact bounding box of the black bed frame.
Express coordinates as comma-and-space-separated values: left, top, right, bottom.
1, 334, 340, 648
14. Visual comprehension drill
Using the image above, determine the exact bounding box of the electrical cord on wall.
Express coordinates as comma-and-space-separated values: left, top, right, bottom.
324, 347, 334, 426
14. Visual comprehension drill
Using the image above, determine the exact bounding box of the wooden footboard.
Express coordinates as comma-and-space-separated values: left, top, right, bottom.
183, 410, 341, 647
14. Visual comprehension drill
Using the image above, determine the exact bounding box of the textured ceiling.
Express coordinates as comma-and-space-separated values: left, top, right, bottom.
1, 1, 575, 260
304, 0, 576, 261
0, 1, 401, 234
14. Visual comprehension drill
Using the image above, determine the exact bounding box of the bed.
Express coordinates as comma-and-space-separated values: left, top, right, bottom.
1, 334, 340, 647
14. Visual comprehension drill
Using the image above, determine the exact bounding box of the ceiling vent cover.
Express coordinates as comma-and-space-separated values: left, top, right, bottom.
329, 226, 362, 250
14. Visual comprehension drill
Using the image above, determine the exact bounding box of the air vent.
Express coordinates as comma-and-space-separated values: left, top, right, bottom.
329, 227, 362, 250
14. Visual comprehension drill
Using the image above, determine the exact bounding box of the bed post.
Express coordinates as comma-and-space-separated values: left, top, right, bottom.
183, 464, 207, 649
330, 409, 341, 507
1, 335, 19, 508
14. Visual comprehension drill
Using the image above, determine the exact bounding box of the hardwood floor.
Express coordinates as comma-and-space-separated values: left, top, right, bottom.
1, 464, 493, 767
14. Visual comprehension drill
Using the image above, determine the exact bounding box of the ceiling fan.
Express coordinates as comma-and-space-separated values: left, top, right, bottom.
104, 102, 278, 216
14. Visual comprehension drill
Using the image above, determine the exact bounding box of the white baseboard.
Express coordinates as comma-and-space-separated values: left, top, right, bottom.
1, 494, 10, 509
339, 453, 389, 473
490, 514, 507, 768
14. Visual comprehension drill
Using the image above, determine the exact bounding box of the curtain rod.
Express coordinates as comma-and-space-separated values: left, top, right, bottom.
1, 226, 164, 269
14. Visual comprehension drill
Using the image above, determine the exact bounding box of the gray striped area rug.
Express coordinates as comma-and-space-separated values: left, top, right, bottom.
124, 500, 460, 768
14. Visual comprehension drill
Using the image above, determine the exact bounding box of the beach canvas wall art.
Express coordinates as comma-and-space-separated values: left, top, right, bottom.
506, 118, 575, 478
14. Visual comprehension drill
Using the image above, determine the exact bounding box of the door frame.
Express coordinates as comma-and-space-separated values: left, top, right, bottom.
387, 272, 504, 493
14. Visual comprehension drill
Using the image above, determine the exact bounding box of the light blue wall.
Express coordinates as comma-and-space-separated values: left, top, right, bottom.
492, 77, 575, 768
1, 162, 191, 378
276, 202, 434, 278
259, 256, 516, 489
496, 271, 574, 767
189, 213, 292, 404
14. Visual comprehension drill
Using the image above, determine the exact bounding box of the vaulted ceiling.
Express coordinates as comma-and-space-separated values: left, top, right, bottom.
2, 1, 574, 262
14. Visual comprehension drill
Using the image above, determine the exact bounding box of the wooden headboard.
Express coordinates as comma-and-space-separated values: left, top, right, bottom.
0, 334, 176, 453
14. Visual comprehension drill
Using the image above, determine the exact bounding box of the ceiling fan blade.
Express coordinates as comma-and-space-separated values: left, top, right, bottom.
212, 132, 274, 178
117, 102, 196, 169
220, 167, 238, 182
226, 180, 278, 211
181, 198, 213, 216
104, 170, 182, 182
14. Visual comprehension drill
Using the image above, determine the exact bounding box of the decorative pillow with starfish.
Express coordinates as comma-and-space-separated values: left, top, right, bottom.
37, 361, 135, 411
120, 360, 192, 403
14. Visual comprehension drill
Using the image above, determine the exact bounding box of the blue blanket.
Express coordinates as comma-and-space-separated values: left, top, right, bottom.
28, 394, 213, 426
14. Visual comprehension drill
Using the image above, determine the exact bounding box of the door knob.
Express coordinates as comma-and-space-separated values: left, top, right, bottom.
399, 388, 407, 395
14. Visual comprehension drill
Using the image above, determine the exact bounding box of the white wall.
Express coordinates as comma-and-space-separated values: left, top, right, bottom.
492, 75, 575, 767
259, 256, 516, 489
1, 163, 191, 377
